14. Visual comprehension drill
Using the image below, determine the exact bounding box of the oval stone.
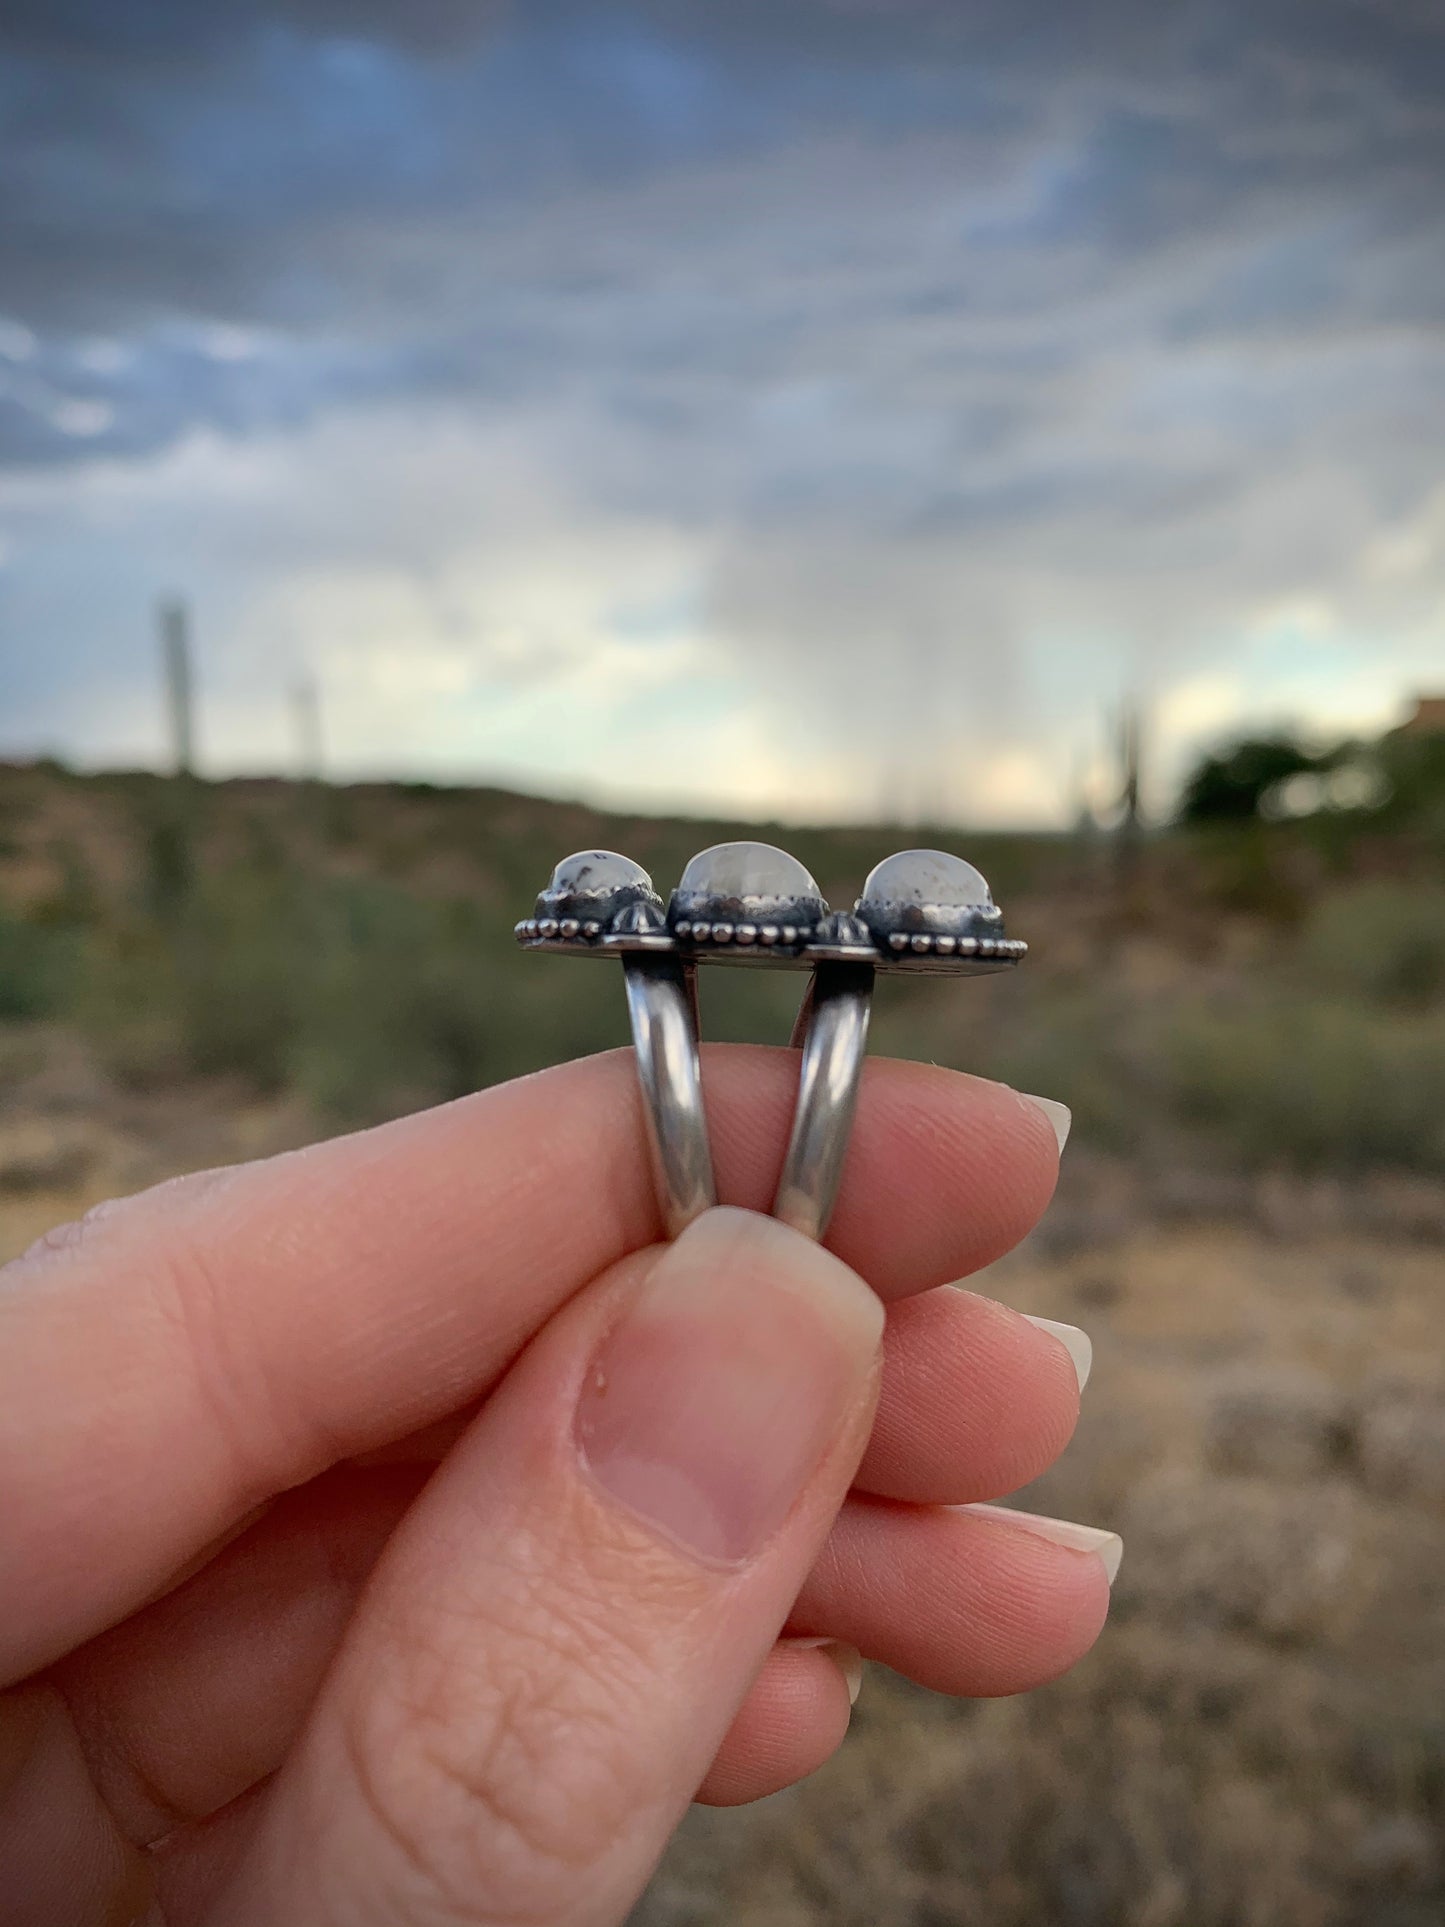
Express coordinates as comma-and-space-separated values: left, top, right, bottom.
677, 842, 821, 905
669, 841, 826, 935
855, 848, 1004, 943
534, 850, 660, 925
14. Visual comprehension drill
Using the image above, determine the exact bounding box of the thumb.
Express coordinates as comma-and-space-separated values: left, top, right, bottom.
209, 1208, 884, 1927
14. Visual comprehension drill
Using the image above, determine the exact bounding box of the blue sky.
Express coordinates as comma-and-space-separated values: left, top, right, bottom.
1, 0, 1442, 823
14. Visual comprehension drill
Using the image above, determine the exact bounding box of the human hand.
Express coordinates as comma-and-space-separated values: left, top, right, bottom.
0, 1046, 1114, 1925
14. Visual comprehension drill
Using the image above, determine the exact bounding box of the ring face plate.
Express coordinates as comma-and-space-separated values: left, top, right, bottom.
516, 846, 1026, 973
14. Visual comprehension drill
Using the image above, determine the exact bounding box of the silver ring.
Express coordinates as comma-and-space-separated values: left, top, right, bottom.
773, 960, 874, 1241
515, 850, 715, 1238
517, 842, 1026, 1242
622, 953, 715, 1239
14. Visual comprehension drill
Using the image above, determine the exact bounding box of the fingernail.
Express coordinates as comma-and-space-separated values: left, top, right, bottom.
1019, 1093, 1072, 1154
1022, 1314, 1093, 1391
786, 1636, 865, 1705
578, 1207, 884, 1566
967, 1503, 1123, 1585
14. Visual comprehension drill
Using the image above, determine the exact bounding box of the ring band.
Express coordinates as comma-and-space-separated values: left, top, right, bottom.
773, 960, 875, 1241
622, 954, 716, 1239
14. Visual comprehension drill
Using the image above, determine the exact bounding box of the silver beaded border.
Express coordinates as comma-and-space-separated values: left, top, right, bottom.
515, 860, 1027, 973
672, 918, 815, 949
878, 930, 1028, 960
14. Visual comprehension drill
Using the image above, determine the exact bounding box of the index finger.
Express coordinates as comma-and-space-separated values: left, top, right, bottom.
0, 1045, 1062, 1681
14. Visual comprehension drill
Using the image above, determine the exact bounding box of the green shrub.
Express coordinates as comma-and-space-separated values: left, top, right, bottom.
81, 862, 631, 1124
1299, 882, 1445, 1009
0, 909, 81, 1019
873, 965, 1445, 1175
1163, 995, 1445, 1173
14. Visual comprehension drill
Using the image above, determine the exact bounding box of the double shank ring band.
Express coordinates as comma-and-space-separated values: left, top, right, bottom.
517, 843, 1026, 1243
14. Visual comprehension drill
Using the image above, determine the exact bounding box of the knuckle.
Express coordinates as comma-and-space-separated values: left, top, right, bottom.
7, 1167, 231, 1277
6, 1162, 301, 1501
145, 1208, 295, 1495
335, 1531, 680, 1924
12, 1197, 120, 1268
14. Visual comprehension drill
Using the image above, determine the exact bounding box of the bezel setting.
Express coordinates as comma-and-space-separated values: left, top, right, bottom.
667, 841, 828, 956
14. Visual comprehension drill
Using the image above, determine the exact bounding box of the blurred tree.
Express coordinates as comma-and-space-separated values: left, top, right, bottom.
153, 600, 201, 917
1178, 735, 1320, 822
1111, 700, 1148, 902
1375, 712, 1445, 832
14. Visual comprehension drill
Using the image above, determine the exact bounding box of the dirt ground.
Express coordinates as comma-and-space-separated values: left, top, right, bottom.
2, 1030, 1442, 1927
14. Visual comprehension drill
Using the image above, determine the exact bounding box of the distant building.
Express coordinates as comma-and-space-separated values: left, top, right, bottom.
1398, 696, 1445, 737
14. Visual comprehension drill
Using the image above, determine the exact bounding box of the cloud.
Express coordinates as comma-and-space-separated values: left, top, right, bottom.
1, 0, 1442, 816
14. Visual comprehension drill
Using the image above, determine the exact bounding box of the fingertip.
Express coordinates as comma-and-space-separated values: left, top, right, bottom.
1019, 1312, 1093, 1393
1017, 1092, 1073, 1156
797, 1495, 1115, 1701
942, 1504, 1116, 1694
858, 1286, 1083, 1504
968, 1504, 1122, 1586
788, 1635, 863, 1706
694, 1640, 856, 1807
818, 1060, 1068, 1295
828, 1640, 865, 1707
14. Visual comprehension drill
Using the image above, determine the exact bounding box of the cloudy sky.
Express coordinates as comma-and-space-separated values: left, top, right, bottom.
1, 0, 1442, 823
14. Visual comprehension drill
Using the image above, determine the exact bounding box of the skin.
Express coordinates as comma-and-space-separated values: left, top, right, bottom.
0, 1045, 1109, 1926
